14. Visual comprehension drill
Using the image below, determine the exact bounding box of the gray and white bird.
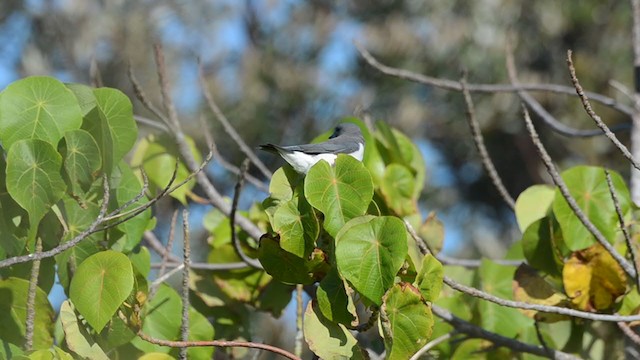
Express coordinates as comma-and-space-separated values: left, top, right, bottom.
259, 123, 365, 174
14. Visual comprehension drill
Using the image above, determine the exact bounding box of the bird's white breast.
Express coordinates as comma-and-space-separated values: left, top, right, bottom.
282, 143, 365, 174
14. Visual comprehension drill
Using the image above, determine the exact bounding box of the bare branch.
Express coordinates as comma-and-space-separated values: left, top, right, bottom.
149, 210, 180, 299
521, 106, 636, 278
134, 115, 169, 132
197, 115, 269, 193
409, 333, 454, 360
404, 219, 523, 267
605, 169, 640, 290
460, 73, 515, 209
198, 62, 272, 179
231, 159, 263, 269
147, 43, 263, 241
0, 176, 110, 268
432, 304, 579, 360
618, 321, 640, 347
443, 275, 640, 322
567, 50, 640, 171
151, 262, 250, 271
294, 284, 304, 358
128, 64, 174, 131
355, 42, 634, 118
24, 238, 42, 350
137, 331, 301, 360
180, 209, 191, 360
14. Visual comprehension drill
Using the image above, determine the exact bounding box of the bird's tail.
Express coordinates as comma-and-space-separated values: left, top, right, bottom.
259, 144, 282, 154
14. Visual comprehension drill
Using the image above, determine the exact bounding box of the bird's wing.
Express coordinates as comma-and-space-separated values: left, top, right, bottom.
277, 137, 361, 154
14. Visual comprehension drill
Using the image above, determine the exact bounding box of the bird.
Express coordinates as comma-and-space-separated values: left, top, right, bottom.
259, 123, 365, 174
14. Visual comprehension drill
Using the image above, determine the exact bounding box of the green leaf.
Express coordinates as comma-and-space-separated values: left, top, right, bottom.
258, 236, 316, 285
69, 251, 134, 332
183, 308, 215, 360
65, 83, 97, 116
303, 302, 367, 360
552, 166, 630, 251
414, 254, 443, 302
317, 267, 356, 325
93, 88, 137, 165
60, 129, 102, 194
129, 246, 151, 277
381, 283, 434, 360
59, 300, 109, 360
131, 285, 182, 353
272, 194, 319, 258
515, 185, 555, 232
0, 277, 54, 349
477, 260, 533, 337
304, 154, 374, 237
521, 217, 565, 276
6, 139, 66, 248
380, 164, 418, 216
0, 76, 82, 149
335, 216, 408, 305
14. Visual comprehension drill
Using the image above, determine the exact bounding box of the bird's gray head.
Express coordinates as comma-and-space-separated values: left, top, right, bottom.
329, 123, 362, 139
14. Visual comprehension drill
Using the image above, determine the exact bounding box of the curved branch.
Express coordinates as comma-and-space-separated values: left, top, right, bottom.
137, 331, 300, 360
355, 42, 634, 118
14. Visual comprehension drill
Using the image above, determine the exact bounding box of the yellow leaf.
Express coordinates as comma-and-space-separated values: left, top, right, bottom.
562, 244, 626, 311
513, 264, 569, 322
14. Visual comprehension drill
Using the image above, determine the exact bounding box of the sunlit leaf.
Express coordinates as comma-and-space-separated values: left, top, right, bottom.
515, 184, 555, 232
552, 166, 630, 251
414, 254, 443, 302
0, 76, 82, 149
131, 285, 181, 354
563, 244, 627, 311
336, 216, 408, 305
303, 302, 367, 360
381, 283, 434, 360
305, 154, 374, 237
69, 251, 134, 332
59, 300, 109, 360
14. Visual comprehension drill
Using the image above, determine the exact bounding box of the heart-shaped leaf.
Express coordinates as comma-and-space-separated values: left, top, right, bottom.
69, 251, 134, 332
335, 216, 408, 305
304, 155, 373, 237
6, 139, 66, 246
552, 166, 630, 250
381, 283, 434, 360
272, 194, 318, 258
61, 129, 102, 194
0, 76, 82, 149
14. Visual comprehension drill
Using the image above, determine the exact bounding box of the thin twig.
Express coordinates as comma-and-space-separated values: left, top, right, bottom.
609, 80, 639, 107
137, 331, 301, 360
567, 50, 640, 171
151, 262, 249, 271
409, 332, 453, 360
502, 43, 620, 139
630, 0, 640, 204
134, 115, 169, 132
180, 209, 191, 360
150, 263, 184, 288
24, 237, 42, 350
618, 321, 640, 347
521, 106, 636, 278
128, 64, 174, 130
404, 219, 523, 267
0, 176, 110, 268
294, 284, 304, 358
355, 42, 634, 118
605, 169, 640, 290
149, 210, 180, 299
197, 115, 269, 192
460, 73, 515, 209
432, 305, 579, 360
148, 43, 263, 241
534, 321, 553, 359
231, 159, 263, 269
443, 275, 640, 322
198, 62, 272, 179
103, 169, 152, 221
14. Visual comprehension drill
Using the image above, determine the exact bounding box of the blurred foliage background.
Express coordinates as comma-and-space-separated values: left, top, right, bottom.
0, 0, 635, 260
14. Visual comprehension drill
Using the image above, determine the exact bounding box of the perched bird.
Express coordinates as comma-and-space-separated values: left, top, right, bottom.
259, 123, 365, 174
